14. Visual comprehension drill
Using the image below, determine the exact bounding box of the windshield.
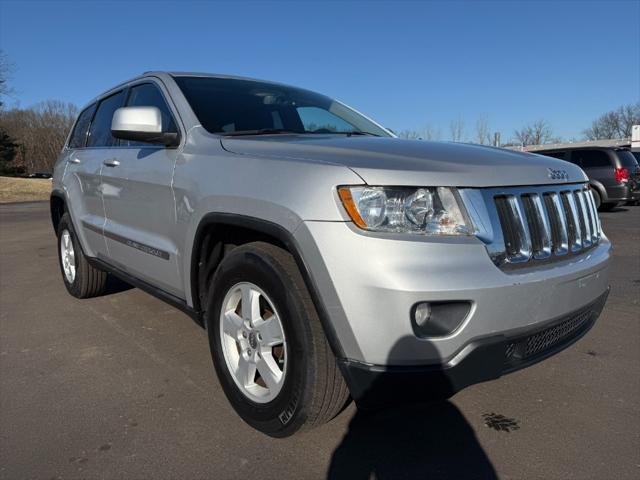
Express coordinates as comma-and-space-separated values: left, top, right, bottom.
174, 76, 391, 137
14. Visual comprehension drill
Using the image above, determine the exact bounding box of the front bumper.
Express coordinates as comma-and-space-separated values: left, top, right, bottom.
295, 220, 612, 366
338, 290, 608, 406
607, 184, 639, 202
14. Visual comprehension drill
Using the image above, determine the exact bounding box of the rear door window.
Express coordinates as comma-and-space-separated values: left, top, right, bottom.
572, 150, 612, 168
87, 90, 126, 148
68, 103, 97, 149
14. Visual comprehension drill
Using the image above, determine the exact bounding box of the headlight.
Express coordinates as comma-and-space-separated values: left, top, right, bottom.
338, 186, 473, 235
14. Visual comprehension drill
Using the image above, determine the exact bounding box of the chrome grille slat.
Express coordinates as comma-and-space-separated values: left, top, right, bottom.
484, 184, 601, 269
544, 192, 569, 256
586, 189, 601, 241
522, 194, 552, 260
576, 191, 592, 248
561, 191, 583, 252
495, 195, 531, 263
583, 190, 597, 243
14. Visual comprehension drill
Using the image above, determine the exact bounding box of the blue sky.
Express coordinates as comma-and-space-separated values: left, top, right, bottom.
1, 0, 638, 142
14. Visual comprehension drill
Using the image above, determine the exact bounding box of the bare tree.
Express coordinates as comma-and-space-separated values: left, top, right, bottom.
0, 50, 15, 108
449, 116, 465, 142
422, 124, 441, 141
475, 115, 491, 145
0, 100, 78, 173
397, 124, 441, 141
584, 102, 640, 140
397, 129, 422, 140
514, 119, 554, 146
0, 50, 19, 173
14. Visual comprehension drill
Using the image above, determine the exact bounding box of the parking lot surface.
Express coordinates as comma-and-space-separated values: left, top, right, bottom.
1, 202, 638, 480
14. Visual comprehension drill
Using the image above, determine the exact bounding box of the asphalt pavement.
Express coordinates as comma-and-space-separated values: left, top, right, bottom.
1, 202, 638, 480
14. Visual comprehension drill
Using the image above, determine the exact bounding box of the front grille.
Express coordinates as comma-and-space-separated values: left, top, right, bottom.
486, 185, 601, 268
503, 291, 608, 371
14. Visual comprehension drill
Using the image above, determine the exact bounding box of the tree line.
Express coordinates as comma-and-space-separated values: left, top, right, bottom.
0, 52, 78, 175
398, 102, 639, 146
0, 101, 77, 174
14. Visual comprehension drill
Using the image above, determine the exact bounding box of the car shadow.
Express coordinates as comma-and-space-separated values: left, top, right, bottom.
103, 275, 134, 295
327, 336, 497, 479
609, 207, 629, 213
328, 401, 496, 480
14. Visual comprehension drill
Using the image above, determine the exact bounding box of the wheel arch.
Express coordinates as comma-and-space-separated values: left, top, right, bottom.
189, 213, 346, 359
589, 180, 608, 203
50, 190, 67, 233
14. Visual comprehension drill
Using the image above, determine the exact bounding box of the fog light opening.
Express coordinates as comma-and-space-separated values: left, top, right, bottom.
411, 301, 471, 338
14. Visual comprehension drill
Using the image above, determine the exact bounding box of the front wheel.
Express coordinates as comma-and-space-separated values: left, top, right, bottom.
206, 242, 350, 437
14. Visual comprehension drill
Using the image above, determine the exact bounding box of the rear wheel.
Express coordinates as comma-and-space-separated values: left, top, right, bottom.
206, 242, 350, 437
591, 187, 602, 209
57, 213, 108, 298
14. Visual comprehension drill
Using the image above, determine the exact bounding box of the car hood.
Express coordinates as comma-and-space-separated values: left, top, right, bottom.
221, 135, 587, 187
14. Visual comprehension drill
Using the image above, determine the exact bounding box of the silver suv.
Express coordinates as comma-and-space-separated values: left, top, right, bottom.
52, 72, 612, 437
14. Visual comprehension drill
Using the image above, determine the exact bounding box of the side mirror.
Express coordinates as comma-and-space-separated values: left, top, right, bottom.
111, 106, 179, 147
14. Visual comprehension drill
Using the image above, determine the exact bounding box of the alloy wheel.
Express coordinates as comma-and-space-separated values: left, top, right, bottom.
219, 282, 287, 403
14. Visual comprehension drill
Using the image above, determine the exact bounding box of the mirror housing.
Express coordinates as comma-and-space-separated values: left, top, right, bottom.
111, 106, 179, 147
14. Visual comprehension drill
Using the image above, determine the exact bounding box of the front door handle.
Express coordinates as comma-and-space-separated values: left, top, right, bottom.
103, 159, 120, 167
68, 158, 81, 164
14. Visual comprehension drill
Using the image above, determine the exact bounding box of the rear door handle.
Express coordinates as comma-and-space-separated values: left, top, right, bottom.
68, 158, 81, 164
103, 159, 120, 167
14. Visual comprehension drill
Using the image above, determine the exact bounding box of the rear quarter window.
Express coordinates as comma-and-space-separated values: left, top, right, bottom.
615, 150, 639, 170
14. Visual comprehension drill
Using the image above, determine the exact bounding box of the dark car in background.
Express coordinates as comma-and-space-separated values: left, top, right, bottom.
535, 147, 640, 210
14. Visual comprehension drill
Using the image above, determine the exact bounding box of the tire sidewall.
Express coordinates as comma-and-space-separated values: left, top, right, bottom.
206, 246, 314, 437
57, 214, 82, 297
591, 188, 602, 209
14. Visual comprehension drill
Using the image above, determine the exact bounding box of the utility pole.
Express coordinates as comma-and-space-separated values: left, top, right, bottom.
493, 132, 501, 147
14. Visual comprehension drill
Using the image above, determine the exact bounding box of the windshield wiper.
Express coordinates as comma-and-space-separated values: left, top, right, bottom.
219, 128, 302, 137
306, 129, 381, 137
338, 131, 380, 137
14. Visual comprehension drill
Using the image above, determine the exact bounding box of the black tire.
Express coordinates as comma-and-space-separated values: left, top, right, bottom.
206, 241, 350, 437
57, 213, 108, 298
591, 187, 602, 209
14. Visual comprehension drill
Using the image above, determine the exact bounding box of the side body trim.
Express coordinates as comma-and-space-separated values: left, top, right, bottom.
87, 255, 200, 323
82, 220, 170, 260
